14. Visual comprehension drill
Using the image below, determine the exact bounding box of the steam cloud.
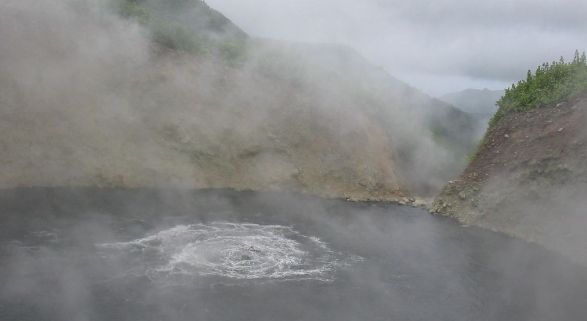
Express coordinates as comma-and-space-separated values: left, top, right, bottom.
1, 2, 586, 321
0, 0, 478, 198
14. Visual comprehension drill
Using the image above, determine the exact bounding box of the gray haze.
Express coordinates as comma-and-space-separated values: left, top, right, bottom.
0, 0, 480, 198
2, 189, 587, 320
440, 89, 504, 115
1, 1, 587, 320
207, 0, 587, 96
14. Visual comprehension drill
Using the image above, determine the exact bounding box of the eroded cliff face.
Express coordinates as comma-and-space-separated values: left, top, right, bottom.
433, 91, 587, 264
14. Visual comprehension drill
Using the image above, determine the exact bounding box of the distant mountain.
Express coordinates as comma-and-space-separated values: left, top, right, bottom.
440, 89, 503, 116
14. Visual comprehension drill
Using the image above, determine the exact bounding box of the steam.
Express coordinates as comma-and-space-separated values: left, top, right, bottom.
1, 2, 586, 320
439, 95, 587, 266
474, 166, 587, 266
0, 0, 479, 198
97, 222, 350, 282
2, 190, 586, 320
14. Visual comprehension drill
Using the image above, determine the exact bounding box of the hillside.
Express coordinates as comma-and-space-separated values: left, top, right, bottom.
260, 41, 480, 195
114, 0, 247, 56
440, 89, 503, 116
0, 0, 479, 201
440, 88, 503, 138
433, 87, 587, 264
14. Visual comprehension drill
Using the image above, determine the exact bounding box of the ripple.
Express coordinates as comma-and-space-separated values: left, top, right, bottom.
98, 222, 355, 282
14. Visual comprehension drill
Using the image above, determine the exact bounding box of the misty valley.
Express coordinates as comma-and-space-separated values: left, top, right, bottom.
1, 0, 587, 320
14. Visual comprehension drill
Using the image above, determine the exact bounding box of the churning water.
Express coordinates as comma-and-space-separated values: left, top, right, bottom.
1, 188, 587, 321
98, 222, 355, 282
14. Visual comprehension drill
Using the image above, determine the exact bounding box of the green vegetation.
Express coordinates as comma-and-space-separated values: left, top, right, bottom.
111, 0, 248, 63
116, 0, 150, 23
491, 50, 587, 126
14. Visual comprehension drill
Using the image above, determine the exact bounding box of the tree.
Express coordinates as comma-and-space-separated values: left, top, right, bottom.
492, 50, 587, 127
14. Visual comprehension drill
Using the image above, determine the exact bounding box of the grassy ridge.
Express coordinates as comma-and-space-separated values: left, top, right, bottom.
491, 51, 587, 126
112, 0, 248, 62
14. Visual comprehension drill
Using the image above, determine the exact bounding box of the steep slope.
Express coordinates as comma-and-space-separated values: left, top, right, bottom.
252, 41, 481, 195
115, 0, 247, 55
433, 91, 587, 264
0, 0, 478, 200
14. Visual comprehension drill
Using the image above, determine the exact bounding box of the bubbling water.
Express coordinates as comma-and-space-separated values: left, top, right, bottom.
98, 222, 353, 282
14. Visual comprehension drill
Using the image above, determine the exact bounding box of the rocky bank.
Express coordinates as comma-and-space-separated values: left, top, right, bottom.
433, 91, 587, 265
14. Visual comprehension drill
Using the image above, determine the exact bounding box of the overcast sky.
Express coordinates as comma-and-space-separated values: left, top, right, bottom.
206, 0, 587, 96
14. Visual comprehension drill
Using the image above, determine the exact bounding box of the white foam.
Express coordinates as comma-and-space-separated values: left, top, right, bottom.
98, 222, 353, 282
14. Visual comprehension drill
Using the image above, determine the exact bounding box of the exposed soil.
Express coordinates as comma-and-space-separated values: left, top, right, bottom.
433, 90, 587, 265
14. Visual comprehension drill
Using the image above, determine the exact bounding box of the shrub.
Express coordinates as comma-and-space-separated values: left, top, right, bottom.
111, 0, 248, 63
151, 21, 208, 54
490, 50, 587, 126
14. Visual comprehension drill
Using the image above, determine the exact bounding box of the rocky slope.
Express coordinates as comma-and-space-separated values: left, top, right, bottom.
433, 91, 587, 264
0, 0, 478, 201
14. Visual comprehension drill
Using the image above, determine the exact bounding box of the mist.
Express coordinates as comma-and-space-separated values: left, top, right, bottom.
1, 0, 586, 320
0, 0, 481, 197
2, 188, 587, 320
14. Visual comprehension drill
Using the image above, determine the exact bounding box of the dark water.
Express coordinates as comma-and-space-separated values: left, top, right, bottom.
1, 188, 586, 321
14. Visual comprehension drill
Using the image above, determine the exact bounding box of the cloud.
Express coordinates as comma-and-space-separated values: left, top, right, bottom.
207, 0, 587, 94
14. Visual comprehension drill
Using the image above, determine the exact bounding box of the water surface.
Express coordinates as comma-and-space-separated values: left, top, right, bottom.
1, 188, 586, 320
